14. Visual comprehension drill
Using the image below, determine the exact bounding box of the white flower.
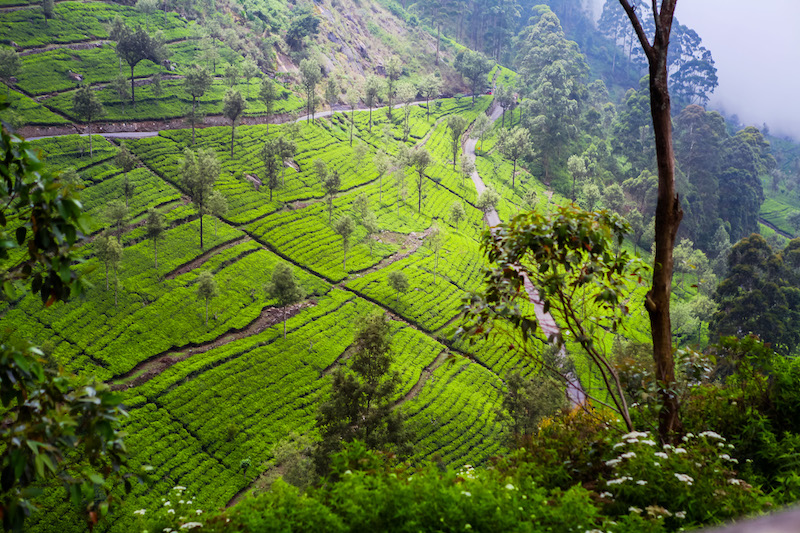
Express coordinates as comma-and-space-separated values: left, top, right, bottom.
699, 431, 724, 440
621, 431, 650, 440
654, 452, 668, 459
461, 491, 472, 497
720, 454, 731, 461
674, 473, 694, 485
605, 459, 621, 467
505, 483, 515, 490
179, 500, 185, 505
626, 438, 639, 444
196, 510, 203, 515
607, 476, 632, 485
674, 448, 687, 454
641, 440, 656, 446
636, 480, 647, 485
163, 501, 171, 507
613, 442, 626, 449
718, 442, 726, 448
167, 509, 175, 514
675, 511, 686, 519
728, 478, 742, 486
663, 444, 673, 450
629, 506, 643, 514
133, 509, 146, 516
179, 524, 203, 530
728, 443, 735, 449
620, 452, 636, 460
653, 462, 660, 467
173, 486, 186, 491
163, 529, 173, 533
599, 492, 613, 499
187, 500, 192, 505
344, 470, 352, 475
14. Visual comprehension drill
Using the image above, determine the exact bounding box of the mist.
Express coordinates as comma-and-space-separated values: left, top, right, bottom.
585, 1, 800, 140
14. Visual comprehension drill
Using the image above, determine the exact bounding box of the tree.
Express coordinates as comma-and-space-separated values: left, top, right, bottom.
115, 145, 137, 206
362, 211, 379, 258
323, 170, 341, 224
387, 270, 409, 303
364, 75, 382, 131
618, 0, 683, 441
567, 154, 587, 202
276, 136, 297, 187
260, 77, 278, 134
522, 188, 537, 212
261, 138, 281, 201
196, 270, 219, 326
374, 150, 391, 202
580, 182, 601, 212
417, 74, 441, 120
182, 148, 220, 250
151, 71, 163, 98
447, 115, 468, 170
426, 223, 443, 284
472, 113, 490, 151
184, 65, 213, 144
72, 84, 104, 159
396, 81, 416, 141
0, 49, 21, 97
405, 147, 432, 213
224, 62, 239, 88
207, 189, 227, 236
145, 207, 166, 269
299, 58, 322, 121
454, 49, 494, 105
95, 232, 123, 305
105, 199, 128, 241
449, 201, 466, 229
136, 0, 158, 30
60, 167, 83, 190
241, 57, 259, 98
499, 126, 531, 189
222, 89, 246, 158
115, 26, 166, 106
325, 76, 338, 112
42, 0, 54, 20
476, 186, 500, 215
710, 234, 800, 354
265, 262, 305, 338
462, 205, 648, 432
353, 142, 369, 169
333, 215, 355, 271
459, 157, 476, 190
500, 371, 565, 445
315, 313, 411, 473
384, 56, 402, 118
286, 6, 321, 50
112, 74, 131, 116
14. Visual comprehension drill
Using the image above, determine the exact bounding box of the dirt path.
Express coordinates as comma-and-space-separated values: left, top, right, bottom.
462, 103, 586, 407
393, 349, 452, 408
110, 300, 314, 390
163, 236, 250, 280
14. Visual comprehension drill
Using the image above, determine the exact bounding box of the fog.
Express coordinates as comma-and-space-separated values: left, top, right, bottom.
586, 1, 800, 140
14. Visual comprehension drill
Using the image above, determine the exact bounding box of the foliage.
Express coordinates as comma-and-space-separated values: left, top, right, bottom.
0, 340, 134, 532
265, 262, 305, 338
196, 270, 219, 326
315, 314, 412, 473
461, 204, 647, 430
181, 148, 220, 249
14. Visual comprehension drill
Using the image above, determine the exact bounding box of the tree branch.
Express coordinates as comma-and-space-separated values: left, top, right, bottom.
618, 0, 654, 61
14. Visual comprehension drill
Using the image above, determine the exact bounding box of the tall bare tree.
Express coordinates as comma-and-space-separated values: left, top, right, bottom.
618, 0, 682, 441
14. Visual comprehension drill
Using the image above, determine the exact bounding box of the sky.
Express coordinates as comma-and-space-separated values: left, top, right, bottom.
587, 1, 800, 140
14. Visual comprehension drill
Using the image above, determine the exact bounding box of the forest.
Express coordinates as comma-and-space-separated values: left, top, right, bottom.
2, 0, 800, 532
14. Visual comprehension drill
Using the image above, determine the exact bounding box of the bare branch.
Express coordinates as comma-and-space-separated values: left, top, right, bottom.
618, 0, 654, 61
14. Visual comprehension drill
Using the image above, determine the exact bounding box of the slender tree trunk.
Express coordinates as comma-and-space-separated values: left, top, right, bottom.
200, 211, 204, 250
88, 121, 93, 160
283, 305, 287, 339
130, 65, 135, 107
512, 159, 518, 188
619, 0, 682, 443
205, 298, 209, 326
369, 106, 373, 132
191, 96, 197, 144
350, 108, 354, 146
230, 123, 235, 157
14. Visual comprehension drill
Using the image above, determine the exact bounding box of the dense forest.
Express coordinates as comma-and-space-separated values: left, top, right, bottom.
2, 0, 800, 532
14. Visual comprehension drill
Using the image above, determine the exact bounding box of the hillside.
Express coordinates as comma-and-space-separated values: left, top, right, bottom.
2, 1, 800, 532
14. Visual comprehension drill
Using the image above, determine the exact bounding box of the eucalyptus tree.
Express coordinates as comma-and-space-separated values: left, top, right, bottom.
260, 77, 277, 133
182, 148, 220, 250
184, 65, 213, 144
72, 84, 104, 159
333, 214, 355, 271
196, 270, 219, 327
265, 262, 305, 338
364, 75, 382, 131
299, 58, 322, 121
0, 49, 20, 97
447, 115, 468, 170
222, 89, 246, 158
417, 74, 441, 120
114, 25, 166, 106
145, 208, 166, 269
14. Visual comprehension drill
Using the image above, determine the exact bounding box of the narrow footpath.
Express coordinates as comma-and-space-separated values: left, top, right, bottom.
462, 103, 587, 407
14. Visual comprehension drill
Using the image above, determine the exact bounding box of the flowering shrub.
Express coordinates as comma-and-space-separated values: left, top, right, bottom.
137, 486, 206, 533
599, 430, 771, 529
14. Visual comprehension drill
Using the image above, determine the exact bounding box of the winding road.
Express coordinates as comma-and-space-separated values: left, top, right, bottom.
462, 103, 586, 407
